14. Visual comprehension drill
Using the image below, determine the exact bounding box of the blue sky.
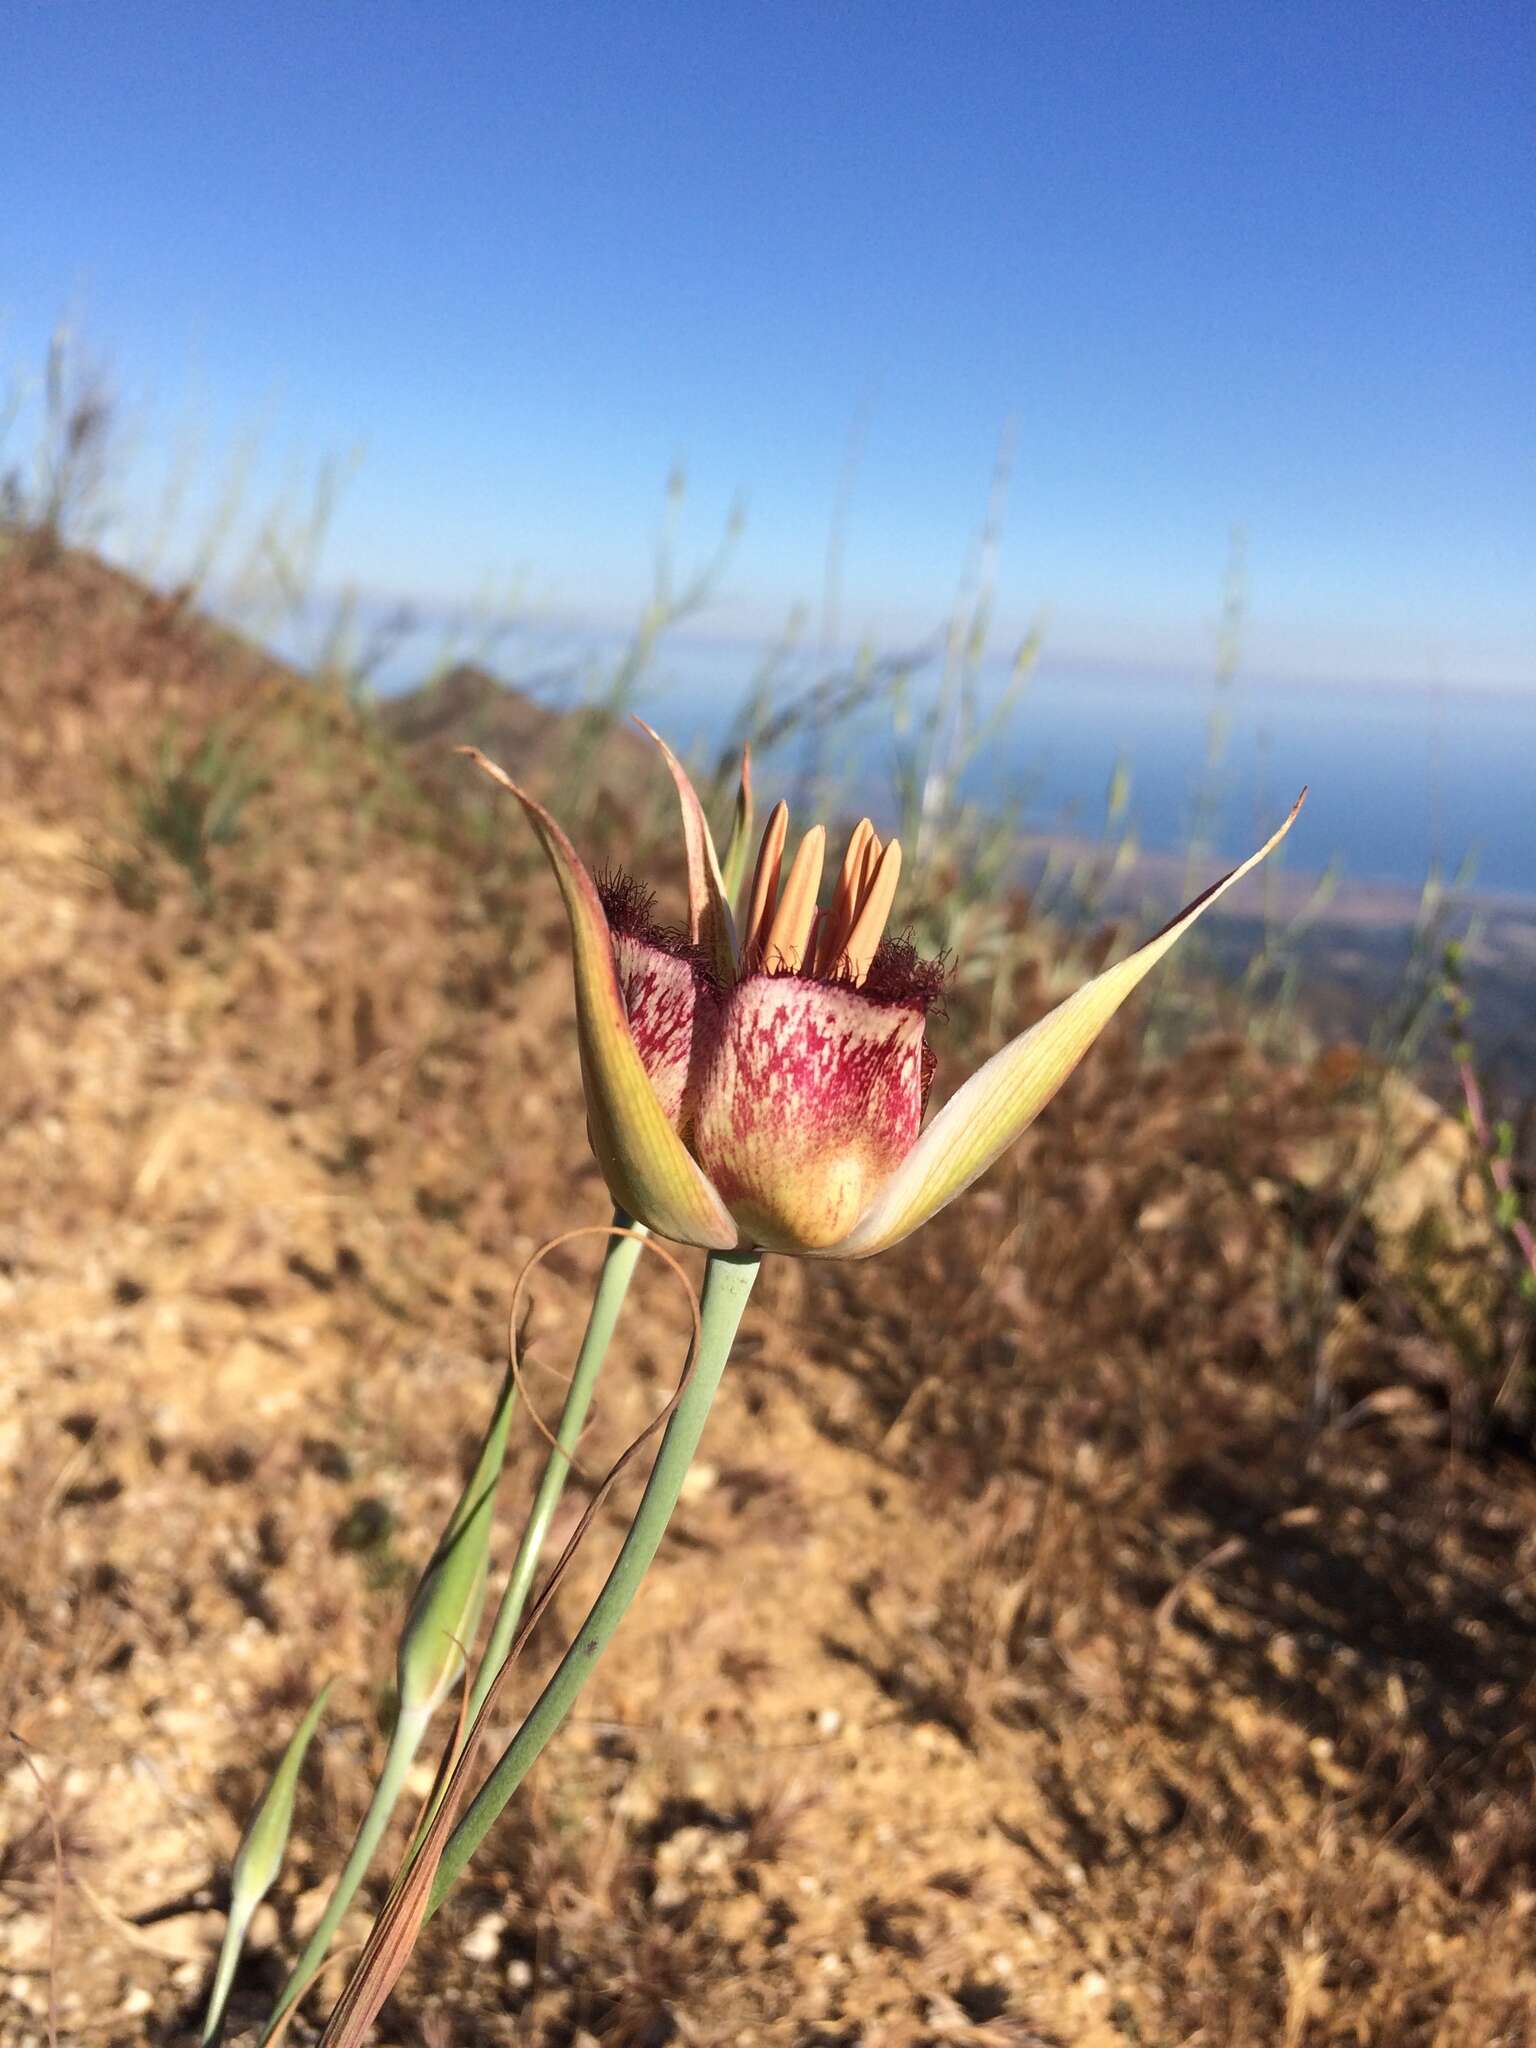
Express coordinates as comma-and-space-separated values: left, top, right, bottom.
4, 0, 1532, 689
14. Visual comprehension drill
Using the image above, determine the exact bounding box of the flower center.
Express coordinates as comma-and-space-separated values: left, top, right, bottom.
742, 804, 905, 984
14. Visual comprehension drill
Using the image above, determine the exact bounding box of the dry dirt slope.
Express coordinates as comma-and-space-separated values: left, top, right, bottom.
2, 548, 1535, 2047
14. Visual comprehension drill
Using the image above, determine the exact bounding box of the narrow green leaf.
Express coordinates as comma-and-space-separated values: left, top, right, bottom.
315, 1248, 763, 2040
232, 1681, 332, 1920
396, 1366, 517, 1714
428, 1246, 763, 1916
465, 1218, 643, 1731
261, 1367, 519, 2040
719, 745, 756, 923
202, 1680, 331, 2045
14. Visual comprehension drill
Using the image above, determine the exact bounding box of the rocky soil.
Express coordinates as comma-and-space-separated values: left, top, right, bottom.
3, 547, 1535, 2047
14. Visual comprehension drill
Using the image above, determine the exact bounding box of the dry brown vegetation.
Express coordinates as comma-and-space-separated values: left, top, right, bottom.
3, 544, 1535, 2047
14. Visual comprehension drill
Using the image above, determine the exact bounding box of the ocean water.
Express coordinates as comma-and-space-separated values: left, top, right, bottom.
627, 646, 1536, 904
261, 596, 1534, 902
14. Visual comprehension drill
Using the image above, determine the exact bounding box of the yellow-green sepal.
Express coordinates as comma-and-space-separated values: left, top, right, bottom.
633, 720, 738, 982
830, 793, 1306, 1258
462, 749, 739, 1250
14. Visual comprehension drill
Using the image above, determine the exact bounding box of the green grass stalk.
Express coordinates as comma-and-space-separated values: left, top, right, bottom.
202, 1907, 250, 2047
258, 1702, 430, 2039
396, 1214, 650, 1864
423, 1244, 762, 1918
466, 1212, 647, 1728
262, 1344, 524, 2037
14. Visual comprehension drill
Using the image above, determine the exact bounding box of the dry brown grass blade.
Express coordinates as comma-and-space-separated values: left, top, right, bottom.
264, 1945, 364, 2048
1130, 1535, 1247, 1715
316, 1226, 702, 2046
9, 1734, 64, 2048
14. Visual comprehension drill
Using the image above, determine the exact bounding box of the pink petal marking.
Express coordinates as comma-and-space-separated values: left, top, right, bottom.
611, 929, 719, 1132
692, 973, 927, 1252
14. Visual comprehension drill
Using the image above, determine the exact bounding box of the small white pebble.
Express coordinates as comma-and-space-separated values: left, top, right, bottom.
462, 1911, 502, 1963
505, 1958, 533, 1990
815, 1707, 842, 1737
247, 1901, 280, 1951
120, 1987, 154, 2018
679, 1460, 718, 1501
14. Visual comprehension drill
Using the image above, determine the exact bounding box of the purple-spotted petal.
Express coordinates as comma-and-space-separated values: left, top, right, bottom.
609, 926, 719, 1130
692, 972, 927, 1252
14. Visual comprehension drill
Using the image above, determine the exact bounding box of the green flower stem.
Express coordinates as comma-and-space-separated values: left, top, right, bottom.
467, 1212, 646, 1728
425, 1244, 762, 1918
258, 1702, 429, 2040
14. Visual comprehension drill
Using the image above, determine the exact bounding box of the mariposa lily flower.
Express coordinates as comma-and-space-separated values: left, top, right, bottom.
466, 732, 1303, 1258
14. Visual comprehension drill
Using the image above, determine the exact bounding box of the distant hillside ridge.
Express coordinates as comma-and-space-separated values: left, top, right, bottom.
376, 660, 660, 821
